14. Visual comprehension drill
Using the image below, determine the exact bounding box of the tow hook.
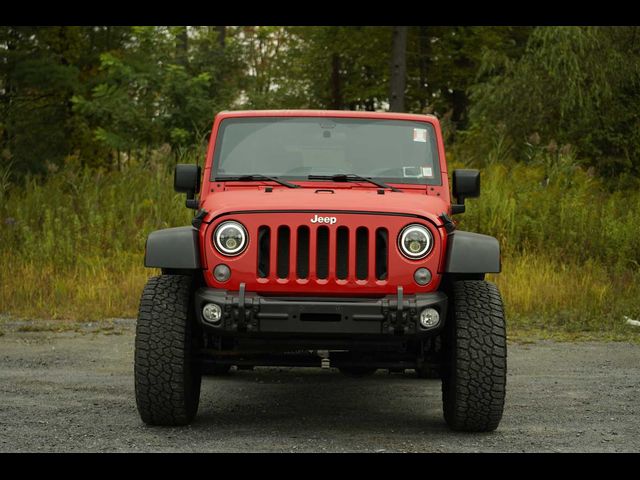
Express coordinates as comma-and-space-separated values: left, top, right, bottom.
317, 350, 331, 369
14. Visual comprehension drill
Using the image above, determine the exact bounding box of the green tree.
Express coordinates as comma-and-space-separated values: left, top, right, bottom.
72, 27, 170, 167
404, 26, 532, 131
232, 26, 310, 109
0, 26, 134, 175
285, 26, 393, 111
1, 27, 81, 175
72, 26, 240, 166
467, 26, 640, 177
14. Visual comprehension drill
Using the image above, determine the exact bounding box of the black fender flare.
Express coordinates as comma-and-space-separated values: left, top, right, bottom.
144, 226, 201, 269
444, 230, 501, 274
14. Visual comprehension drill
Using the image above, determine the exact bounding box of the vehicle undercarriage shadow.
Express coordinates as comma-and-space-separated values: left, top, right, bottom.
192, 367, 450, 435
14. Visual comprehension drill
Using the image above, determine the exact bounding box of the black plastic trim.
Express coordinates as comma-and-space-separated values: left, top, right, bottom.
144, 226, 201, 269
444, 230, 500, 274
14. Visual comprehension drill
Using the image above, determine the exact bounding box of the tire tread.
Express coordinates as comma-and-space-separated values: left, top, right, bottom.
442, 280, 506, 432
134, 274, 201, 426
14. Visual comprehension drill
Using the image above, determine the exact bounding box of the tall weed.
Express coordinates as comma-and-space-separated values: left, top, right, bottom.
1, 152, 639, 337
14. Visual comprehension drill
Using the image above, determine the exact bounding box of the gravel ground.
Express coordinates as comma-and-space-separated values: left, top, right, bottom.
0, 318, 638, 453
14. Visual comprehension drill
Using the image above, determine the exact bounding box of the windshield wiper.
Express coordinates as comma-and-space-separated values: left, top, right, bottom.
308, 174, 402, 192
214, 174, 300, 189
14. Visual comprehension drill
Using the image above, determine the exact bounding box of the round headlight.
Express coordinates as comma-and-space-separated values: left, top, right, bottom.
398, 224, 433, 260
214, 221, 248, 256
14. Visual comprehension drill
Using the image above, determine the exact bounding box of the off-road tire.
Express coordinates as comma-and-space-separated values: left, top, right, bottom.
339, 367, 377, 377
134, 274, 202, 426
441, 280, 506, 432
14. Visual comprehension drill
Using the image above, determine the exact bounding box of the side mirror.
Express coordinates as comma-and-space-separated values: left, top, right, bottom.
174, 164, 201, 209
451, 169, 480, 214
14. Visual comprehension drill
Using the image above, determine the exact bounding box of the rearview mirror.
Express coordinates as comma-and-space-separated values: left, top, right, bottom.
174, 164, 201, 209
451, 169, 480, 214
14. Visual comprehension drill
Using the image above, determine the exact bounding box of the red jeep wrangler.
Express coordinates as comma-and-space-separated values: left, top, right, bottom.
135, 110, 505, 432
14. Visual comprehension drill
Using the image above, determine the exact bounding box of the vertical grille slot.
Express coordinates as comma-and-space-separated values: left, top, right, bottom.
336, 227, 349, 280
376, 228, 388, 280
276, 226, 290, 278
257, 226, 270, 278
296, 226, 310, 279
316, 226, 329, 280
355, 227, 368, 280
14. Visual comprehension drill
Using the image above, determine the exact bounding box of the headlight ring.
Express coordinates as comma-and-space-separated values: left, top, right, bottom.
214, 221, 248, 256
398, 224, 433, 260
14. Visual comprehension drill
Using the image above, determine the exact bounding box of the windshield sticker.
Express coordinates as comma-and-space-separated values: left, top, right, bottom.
422, 166, 433, 177
413, 128, 428, 143
403, 166, 422, 177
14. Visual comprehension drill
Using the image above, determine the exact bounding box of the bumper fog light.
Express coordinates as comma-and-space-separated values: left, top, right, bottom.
213, 264, 231, 282
419, 308, 440, 329
202, 303, 222, 325
414, 268, 432, 286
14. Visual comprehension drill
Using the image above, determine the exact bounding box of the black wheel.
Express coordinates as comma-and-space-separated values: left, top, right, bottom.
134, 274, 202, 426
441, 280, 506, 432
339, 367, 377, 377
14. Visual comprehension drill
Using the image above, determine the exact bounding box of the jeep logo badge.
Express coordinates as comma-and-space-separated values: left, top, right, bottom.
310, 215, 337, 225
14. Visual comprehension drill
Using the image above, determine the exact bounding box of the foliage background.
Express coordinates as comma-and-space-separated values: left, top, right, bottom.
1, 26, 639, 340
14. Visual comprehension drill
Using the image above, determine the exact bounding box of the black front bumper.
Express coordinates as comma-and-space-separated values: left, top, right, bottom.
194, 284, 448, 337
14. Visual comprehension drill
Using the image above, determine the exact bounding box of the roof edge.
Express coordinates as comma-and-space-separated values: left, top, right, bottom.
215, 109, 439, 122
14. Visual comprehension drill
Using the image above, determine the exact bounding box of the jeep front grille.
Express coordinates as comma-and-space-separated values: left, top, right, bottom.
257, 224, 389, 282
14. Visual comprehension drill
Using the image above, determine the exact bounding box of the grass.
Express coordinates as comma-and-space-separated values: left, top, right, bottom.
0, 158, 189, 321
1, 152, 639, 341
0, 253, 150, 320
493, 253, 640, 336
493, 254, 640, 343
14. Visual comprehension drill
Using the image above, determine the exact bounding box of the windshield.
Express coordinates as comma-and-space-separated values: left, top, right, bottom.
211, 117, 442, 185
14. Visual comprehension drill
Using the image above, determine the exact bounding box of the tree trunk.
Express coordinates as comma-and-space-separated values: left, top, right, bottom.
418, 26, 430, 113
451, 89, 467, 125
216, 26, 226, 49
389, 26, 408, 112
2, 27, 18, 154
177, 26, 188, 66
330, 53, 342, 110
